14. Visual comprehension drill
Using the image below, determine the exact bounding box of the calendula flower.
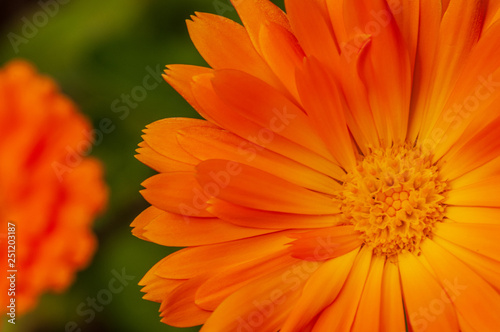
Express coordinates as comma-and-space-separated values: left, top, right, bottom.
133, 0, 500, 330
0, 60, 107, 315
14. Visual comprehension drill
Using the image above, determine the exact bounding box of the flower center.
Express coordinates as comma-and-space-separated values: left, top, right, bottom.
340, 144, 447, 256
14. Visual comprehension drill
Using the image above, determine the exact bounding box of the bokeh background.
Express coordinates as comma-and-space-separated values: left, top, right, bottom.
0, 0, 282, 331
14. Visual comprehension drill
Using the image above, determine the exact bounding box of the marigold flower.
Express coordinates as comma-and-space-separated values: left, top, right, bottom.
133, 1, 500, 330
0, 60, 107, 315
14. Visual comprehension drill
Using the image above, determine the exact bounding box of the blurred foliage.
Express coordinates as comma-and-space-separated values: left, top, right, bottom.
0, 0, 282, 331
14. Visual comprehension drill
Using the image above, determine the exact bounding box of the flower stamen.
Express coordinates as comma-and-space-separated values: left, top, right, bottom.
339, 144, 447, 256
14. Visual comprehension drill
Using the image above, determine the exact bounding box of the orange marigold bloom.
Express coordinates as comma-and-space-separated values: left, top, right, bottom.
133, 1, 500, 331
0, 60, 107, 315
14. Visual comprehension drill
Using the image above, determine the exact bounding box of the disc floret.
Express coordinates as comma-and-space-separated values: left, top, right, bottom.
340, 144, 447, 256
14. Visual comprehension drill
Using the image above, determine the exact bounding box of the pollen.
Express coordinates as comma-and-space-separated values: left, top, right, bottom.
339, 144, 447, 257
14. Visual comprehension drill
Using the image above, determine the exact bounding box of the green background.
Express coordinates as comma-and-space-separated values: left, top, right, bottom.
0, 0, 283, 331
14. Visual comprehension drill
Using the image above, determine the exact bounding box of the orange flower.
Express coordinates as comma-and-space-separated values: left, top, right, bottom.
0, 60, 107, 315
133, 0, 500, 330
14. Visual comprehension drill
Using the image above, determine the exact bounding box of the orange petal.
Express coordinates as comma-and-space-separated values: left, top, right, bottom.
484, 1, 500, 31
141, 172, 212, 217
446, 174, 500, 208
191, 73, 343, 178
288, 226, 363, 261
433, 222, 500, 262
281, 249, 359, 332
208, 198, 340, 229
407, 0, 443, 142
186, 12, 281, 89
131, 205, 164, 240
343, 0, 412, 145
210, 69, 333, 159
196, 160, 340, 214
131, 205, 276, 246
390, 0, 419, 71
195, 250, 296, 310
136, 141, 194, 173
200, 259, 320, 332
163, 65, 213, 116
155, 232, 291, 279
448, 155, 500, 189
141, 278, 184, 303
177, 125, 341, 194
326, 0, 347, 47
445, 206, 500, 225
142, 117, 215, 165
258, 21, 304, 101
430, 21, 500, 161
139, 260, 184, 303
230, 0, 290, 53
439, 116, 500, 180
159, 275, 212, 327
285, 0, 340, 67
337, 36, 381, 153
379, 260, 406, 332
433, 235, 500, 292
296, 57, 357, 169
456, 311, 479, 332
399, 251, 459, 332
417, 0, 487, 144
421, 239, 500, 331
312, 246, 372, 331
350, 255, 385, 332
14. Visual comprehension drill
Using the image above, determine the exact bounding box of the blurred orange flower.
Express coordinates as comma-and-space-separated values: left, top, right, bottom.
133, 0, 500, 331
0, 60, 107, 316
